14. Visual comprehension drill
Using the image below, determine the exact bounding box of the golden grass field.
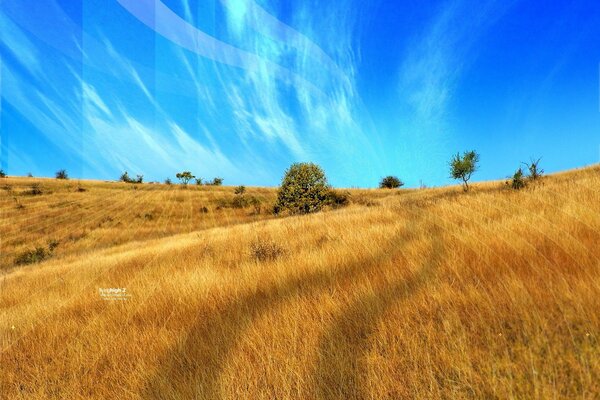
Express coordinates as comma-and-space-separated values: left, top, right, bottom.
1, 165, 599, 399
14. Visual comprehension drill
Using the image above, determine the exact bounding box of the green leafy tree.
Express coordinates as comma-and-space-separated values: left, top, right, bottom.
176, 171, 195, 185
211, 177, 223, 186
449, 150, 479, 191
195, 178, 203, 185
135, 174, 144, 184
379, 175, 404, 189
55, 169, 69, 180
274, 162, 330, 215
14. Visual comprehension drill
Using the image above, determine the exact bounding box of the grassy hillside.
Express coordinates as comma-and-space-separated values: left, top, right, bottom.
1, 165, 599, 399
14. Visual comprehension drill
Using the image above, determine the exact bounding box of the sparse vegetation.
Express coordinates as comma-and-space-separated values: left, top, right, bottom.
0, 169, 6, 178
274, 162, 331, 215
195, 178, 203, 185
55, 169, 69, 180
234, 185, 246, 195
14, 247, 49, 265
211, 177, 224, 186
164, 178, 172, 185
379, 175, 404, 189
450, 150, 479, 191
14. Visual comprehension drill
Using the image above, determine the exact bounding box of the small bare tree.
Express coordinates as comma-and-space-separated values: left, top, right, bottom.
522, 157, 543, 181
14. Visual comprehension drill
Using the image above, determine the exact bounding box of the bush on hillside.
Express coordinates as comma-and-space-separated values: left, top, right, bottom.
326, 189, 350, 209
0, 169, 6, 178
15, 247, 49, 265
24, 183, 43, 196
120, 172, 144, 184
274, 162, 330, 215
379, 176, 404, 189
508, 167, 527, 190
56, 169, 68, 180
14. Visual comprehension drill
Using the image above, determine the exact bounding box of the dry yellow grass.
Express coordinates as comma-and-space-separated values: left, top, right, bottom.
0, 165, 599, 399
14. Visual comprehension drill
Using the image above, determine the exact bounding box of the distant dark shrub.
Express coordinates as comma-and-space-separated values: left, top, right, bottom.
15, 247, 49, 265
200, 206, 209, 213
27, 172, 33, 178
195, 178, 203, 185
48, 239, 60, 252
164, 178, 172, 185
211, 177, 223, 186
231, 195, 249, 208
56, 169, 68, 180
250, 239, 285, 262
24, 184, 43, 196
508, 167, 527, 190
274, 162, 330, 215
121, 172, 143, 184
234, 185, 246, 195
379, 176, 404, 189
13, 197, 24, 210
0, 169, 6, 178
120, 171, 132, 183
248, 196, 262, 215
326, 190, 350, 208
76, 182, 87, 192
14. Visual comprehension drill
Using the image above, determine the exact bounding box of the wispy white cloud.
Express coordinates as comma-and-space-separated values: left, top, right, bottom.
82, 82, 111, 117
399, 0, 515, 121
0, 12, 43, 79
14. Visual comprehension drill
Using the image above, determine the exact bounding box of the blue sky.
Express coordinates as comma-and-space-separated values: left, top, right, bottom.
1, 0, 599, 187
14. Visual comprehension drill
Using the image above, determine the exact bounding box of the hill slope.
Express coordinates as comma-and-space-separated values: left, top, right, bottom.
1, 165, 599, 399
